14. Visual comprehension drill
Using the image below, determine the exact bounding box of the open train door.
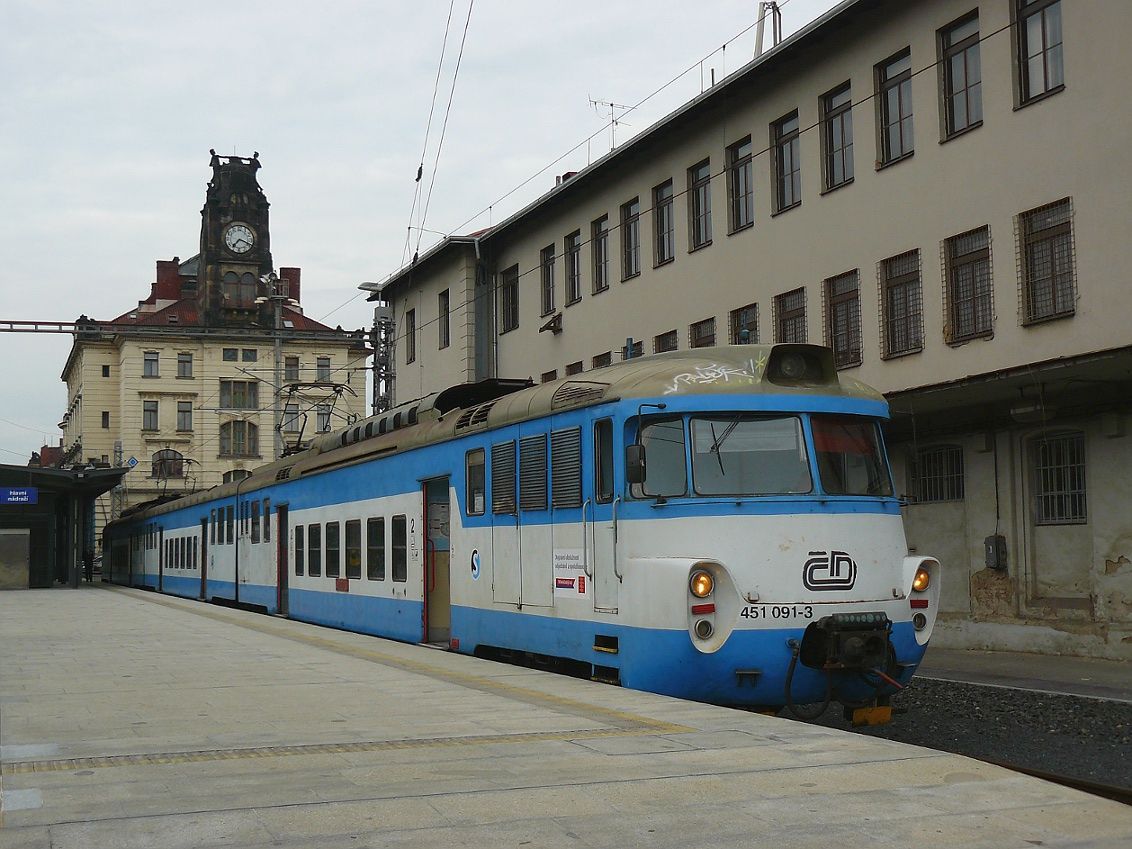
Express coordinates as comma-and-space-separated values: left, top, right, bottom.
423, 478, 451, 645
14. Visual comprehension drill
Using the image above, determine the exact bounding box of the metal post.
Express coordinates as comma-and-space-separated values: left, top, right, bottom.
273, 287, 283, 461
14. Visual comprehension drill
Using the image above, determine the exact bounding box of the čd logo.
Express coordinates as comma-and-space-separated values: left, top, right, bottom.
803, 550, 857, 591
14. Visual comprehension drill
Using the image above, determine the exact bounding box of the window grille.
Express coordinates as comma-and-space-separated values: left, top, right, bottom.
824, 271, 861, 368
689, 317, 716, 348
729, 303, 758, 343
774, 289, 806, 343
945, 226, 993, 342
1032, 431, 1086, 524
879, 250, 923, 358
1018, 198, 1075, 324
909, 445, 964, 502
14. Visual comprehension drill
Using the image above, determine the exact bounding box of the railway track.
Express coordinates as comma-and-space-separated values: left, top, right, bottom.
987, 759, 1132, 806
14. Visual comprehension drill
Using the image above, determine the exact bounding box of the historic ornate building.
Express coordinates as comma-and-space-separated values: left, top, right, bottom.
62, 153, 369, 541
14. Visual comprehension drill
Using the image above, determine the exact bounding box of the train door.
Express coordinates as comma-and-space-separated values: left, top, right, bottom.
423, 479, 451, 643
157, 527, 164, 592
491, 439, 521, 605
518, 430, 553, 608
591, 417, 619, 612
276, 504, 289, 616
199, 517, 208, 600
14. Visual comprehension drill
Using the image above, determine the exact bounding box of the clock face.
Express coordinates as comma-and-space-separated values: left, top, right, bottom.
224, 223, 255, 254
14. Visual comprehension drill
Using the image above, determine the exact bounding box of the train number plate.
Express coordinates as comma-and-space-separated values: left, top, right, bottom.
739, 604, 814, 621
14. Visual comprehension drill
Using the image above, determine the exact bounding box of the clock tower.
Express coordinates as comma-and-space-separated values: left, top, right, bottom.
199, 150, 275, 325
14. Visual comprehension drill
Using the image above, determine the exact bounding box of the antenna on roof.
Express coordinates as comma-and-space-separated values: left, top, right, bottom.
589, 97, 632, 151
754, 1, 783, 59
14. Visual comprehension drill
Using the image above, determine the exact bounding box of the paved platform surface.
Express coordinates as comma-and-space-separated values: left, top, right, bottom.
2, 585, 1131, 849
918, 645, 1131, 702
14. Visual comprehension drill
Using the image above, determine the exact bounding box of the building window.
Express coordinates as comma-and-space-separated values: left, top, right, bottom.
729, 303, 758, 344
316, 404, 331, 433
222, 348, 237, 362
541, 369, 558, 383
941, 13, 982, 137
727, 137, 754, 232
143, 351, 159, 378
284, 356, 300, 381
177, 352, 193, 378
241, 349, 257, 362
151, 449, 183, 479
1018, 0, 1063, 104
592, 215, 609, 293
945, 226, 993, 342
1019, 198, 1075, 324
500, 264, 519, 332
316, 356, 331, 381
1032, 431, 1086, 524
540, 244, 556, 316
880, 249, 924, 358
438, 289, 450, 348
219, 420, 259, 457
405, 308, 417, 363
825, 271, 862, 368
653, 180, 675, 265
142, 400, 159, 431
176, 401, 193, 432
565, 361, 583, 376
565, 231, 581, 304
102, 365, 110, 377
822, 83, 854, 190
772, 112, 801, 212
909, 445, 964, 503
774, 289, 807, 343
688, 161, 712, 250
621, 197, 641, 279
220, 380, 258, 410
282, 402, 301, 433
654, 329, 678, 353
101, 411, 110, 429
592, 352, 612, 370
222, 470, 250, 485
689, 317, 716, 348
877, 50, 914, 164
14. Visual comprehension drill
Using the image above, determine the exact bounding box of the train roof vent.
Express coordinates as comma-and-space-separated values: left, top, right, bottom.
551, 381, 609, 410
454, 408, 476, 429
275, 467, 293, 481
407, 406, 418, 425
470, 401, 496, 426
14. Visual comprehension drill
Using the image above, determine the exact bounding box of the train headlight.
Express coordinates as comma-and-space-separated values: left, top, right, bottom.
912, 566, 931, 593
689, 569, 714, 598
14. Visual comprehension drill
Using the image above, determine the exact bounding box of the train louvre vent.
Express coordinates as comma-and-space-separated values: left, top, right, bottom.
455, 400, 497, 432
551, 427, 582, 508
491, 441, 517, 514
551, 381, 609, 410
519, 434, 548, 511
275, 467, 293, 481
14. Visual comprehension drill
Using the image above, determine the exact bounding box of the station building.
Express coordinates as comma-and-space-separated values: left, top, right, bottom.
362, 0, 1132, 659
60, 153, 369, 547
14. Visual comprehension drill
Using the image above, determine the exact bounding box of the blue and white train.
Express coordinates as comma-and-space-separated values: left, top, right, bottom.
104, 344, 939, 714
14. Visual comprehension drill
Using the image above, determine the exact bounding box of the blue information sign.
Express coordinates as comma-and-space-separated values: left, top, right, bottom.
1, 487, 38, 505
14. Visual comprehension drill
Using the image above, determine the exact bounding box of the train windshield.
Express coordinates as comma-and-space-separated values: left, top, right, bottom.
690, 415, 811, 495
811, 415, 893, 496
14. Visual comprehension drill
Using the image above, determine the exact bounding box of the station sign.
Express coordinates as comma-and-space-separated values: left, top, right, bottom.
1, 487, 38, 505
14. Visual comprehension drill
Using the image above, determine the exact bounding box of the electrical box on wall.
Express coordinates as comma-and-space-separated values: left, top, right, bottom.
984, 534, 1008, 570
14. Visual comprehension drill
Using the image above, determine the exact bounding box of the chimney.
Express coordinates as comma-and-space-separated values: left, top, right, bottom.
555, 171, 578, 187
280, 267, 301, 303
155, 258, 182, 300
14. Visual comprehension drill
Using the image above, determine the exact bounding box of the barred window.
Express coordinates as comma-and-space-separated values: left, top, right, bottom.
774, 288, 806, 343
824, 271, 861, 368
909, 445, 964, 502
730, 303, 758, 344
654, 329, 678, 353
1019, 199, 1074, 324
565, 361, 583, 376
880, 250, 923, 358
592, 351, 612, 369
689, 317, 716, 348
946, 226, 993, 342
1032, 431, 1086, 524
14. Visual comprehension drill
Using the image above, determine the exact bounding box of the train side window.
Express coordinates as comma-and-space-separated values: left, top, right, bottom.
551, 428, 582, 508
345, 519, 362, 579
595, 419, 614, 503
180, 537, 185, 569
251, 501, 261, 544
226, 505, 235, 544
295, 525, 305, 576
491, 441, 517, 515
367, 518, 386, 580
466, 449, 486, 516
634, 418, 688, 498
391, 515, 407, 582
308, 524, 322, 576
325, 522, 340, 577
519, 434, 548, 511
263, 499, 271, 543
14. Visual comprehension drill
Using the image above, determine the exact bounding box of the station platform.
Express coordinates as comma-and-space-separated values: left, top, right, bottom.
2, 585, 1131, 849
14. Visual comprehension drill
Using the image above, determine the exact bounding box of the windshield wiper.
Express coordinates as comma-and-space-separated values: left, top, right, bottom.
708, 416, 743, 476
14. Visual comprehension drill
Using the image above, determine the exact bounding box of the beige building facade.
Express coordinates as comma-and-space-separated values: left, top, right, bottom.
366, 0, 1132, 659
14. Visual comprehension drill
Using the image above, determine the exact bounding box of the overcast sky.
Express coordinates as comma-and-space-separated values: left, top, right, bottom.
0, 0, 838, 462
